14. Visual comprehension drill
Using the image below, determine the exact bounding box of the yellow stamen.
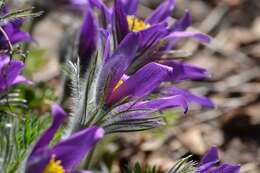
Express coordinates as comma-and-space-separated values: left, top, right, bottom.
42, 155, 65, 173
127, 15, 150, 32
113, 79, 123, 92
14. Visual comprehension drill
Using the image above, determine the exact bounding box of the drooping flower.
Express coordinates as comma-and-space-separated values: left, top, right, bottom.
25, 103, 104, 173
197, 146, 240, 173
0, 55, 31, 92
0, 6, 31, 51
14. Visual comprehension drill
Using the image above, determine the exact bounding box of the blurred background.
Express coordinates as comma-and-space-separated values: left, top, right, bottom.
10, 0, 260, 172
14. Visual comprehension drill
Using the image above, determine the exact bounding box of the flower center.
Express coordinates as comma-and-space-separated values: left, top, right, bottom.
42, 155, 65, 173
127, 15, 150, 32
113, 79, 123, 92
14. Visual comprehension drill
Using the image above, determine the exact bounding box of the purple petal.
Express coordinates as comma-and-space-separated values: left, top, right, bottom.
9, 31, 32, 44
128, 22, 168, 72
71, 0, 87, 5
165, 31, 210, 43
1, 18, 31, 45
139, 22, 168, 49
208, 164, 240, 173
100, 29, 111, 63
11, 75, 33, 85
100, 32, 140, 102
89, 0, 111, 24
78, 5, 98, 74
145, 0, 176, 24
113, 95, 189, 121
170, 10, 192, 31
121, 0, 138, 15
0, 60, 24, 91
162, 60, 210, 82
30, 104, 67, 155
134, 95, 189, 113
0, 55, 10, 69
112, 0, 129, 43
107, 62, 172, 105
26, 150, 52, 173
51, 127, 104, 170
198, 146, 219, 172
162, 86, 214, 108
164, 11, 193, 49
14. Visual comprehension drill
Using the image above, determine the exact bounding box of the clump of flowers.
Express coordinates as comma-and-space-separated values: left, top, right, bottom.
0, 0, 241, 173
0, 4, 32, 107
68, 0, 213, 134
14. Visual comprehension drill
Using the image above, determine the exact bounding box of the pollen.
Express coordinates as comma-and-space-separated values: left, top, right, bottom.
127, 15, 150, 32
113, 79, 123, 92
42, 155, 65, 173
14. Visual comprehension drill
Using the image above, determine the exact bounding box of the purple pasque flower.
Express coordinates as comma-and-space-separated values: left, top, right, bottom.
0, 6, 31, 50
88, 0, 208, 53
25, 103, 104, 173
98, 31, 212, 106
0, 55, 31, 92
93, 30, 213, 133
67, 0, 213, 133
198, 146, 240, 173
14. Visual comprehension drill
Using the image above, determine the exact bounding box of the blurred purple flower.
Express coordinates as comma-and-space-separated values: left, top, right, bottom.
25, 103, 104, 173
0, 6, 31, 50
198, 146, 240, 173
0, 55, 31, 92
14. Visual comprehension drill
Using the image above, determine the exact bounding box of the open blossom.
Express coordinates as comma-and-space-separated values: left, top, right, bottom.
0, 6, 31, 50
25, 104, 104, 173
67, 0, 215, 133
197, 146, 240, 173
0, 55, 31, 92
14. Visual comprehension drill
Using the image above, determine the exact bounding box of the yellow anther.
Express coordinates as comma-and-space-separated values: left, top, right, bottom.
42, 155, 65, 173
127, 15, 150, 32
113, 79, 124, 92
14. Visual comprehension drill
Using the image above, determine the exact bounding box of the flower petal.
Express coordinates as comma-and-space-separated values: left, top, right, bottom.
100, 29, 111, 64
0, 60, 24, 91
170, 10, 192, 31
165, 31, 210, 43
112, 0, 129, 43
112, 95, 189, 121
162, 60, 210, 82
134, 95, 189, 113
51, 127, 104, 170
25, 150, 52, 173
128, 22, 168, 73
30, 104, 67, 155
198, 146, 219, 172
162, 86, 214, 108
208, 164, 240, 173
99, 32, 140, 102
78, 4, 98, 74
11, 75, 33, 85
108, 62, 172, 105
121, 0, 138, 15
145, 0, 176, 24
89, 0, 111, 25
